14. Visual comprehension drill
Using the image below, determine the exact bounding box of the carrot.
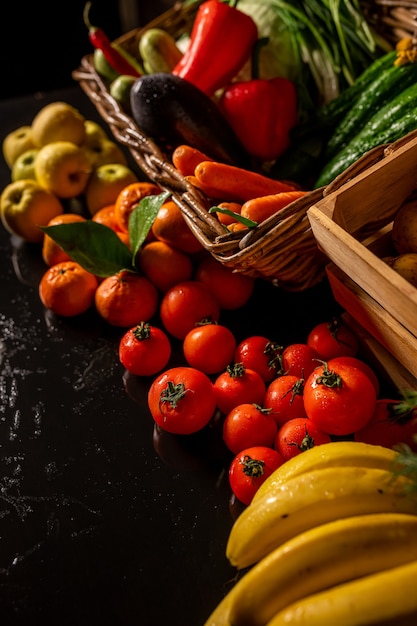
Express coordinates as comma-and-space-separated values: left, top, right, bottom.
240, 191, 308, 223
172, 145, 214, 176
227, 221, 249, 233
194, 161, 299, 203
212, 201, 242, 226
185, 175, 234, 200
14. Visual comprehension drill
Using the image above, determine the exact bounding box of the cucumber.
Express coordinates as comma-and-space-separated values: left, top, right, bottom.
325, 61, 417, 158
314, 81, 417, 188
315, 50, 398, 129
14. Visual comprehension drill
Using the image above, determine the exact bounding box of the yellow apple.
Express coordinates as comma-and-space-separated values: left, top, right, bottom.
31, 101, 86, 147
0, 179, 64, 243
2, 125, 37, 168
83, 138, 128, 168
85, 162, 138, 215
34, 141, 92, 198
11, 148, 39, 181
84, 119, 109, 143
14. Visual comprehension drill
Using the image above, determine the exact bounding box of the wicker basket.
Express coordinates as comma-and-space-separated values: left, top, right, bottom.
72, 0, 417, 291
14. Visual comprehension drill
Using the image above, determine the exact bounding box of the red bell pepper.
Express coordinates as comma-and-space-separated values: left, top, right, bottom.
172, 0, 258, 97
218, 39, 298, 162
218, 77, 297, 161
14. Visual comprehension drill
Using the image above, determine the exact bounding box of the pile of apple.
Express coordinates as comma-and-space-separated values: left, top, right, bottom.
0, 101, 139, 243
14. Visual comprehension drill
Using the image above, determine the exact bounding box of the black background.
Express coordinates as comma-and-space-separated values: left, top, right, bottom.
2, 0, 177, 100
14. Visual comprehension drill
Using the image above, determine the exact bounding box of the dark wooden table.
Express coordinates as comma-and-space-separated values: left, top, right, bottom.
0, 85, 340, 626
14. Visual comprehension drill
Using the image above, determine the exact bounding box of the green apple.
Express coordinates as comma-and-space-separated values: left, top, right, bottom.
31, 101, 86, 147
0, 179, 64, 243
34, 141, 92, 198
110, 75, 137, 114
85, 162, 138, 215
11, 148, 39, 181
2, 125, 37, 168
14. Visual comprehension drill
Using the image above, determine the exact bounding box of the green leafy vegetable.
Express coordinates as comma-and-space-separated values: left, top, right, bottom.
232, 0, 392, 118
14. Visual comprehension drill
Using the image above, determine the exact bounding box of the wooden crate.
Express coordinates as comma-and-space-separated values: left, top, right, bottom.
307, 130, 417, 382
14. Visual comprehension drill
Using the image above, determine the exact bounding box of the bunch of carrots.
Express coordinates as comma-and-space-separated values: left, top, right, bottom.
171, 145, 309, 231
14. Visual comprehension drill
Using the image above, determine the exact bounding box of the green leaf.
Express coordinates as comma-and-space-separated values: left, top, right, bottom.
209, 206, 258, 228
41, 221, 134, 277
129, 191, 171, 258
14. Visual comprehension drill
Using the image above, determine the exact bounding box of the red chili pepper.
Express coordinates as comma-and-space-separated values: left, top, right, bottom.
218, 39, 298, 161
172, 0, 258, 97
83, 2, 141, 77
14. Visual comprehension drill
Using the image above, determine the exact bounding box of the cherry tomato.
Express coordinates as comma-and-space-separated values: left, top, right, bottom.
214, 363, 266, 415
119, 321, 171, 376
281, 343, 320, 379
307, 318, 358, 360
354, 397, 417, 451
274, 417, 331, 461
303, 361, 377, 436
229, 446, 284, 505
183, 322, 236, 375
223, 403, 278, 454
159, 280, 220, 340
328, 355, 380, 396
148, 366, 216, 434
234, 335, 283, 383
263, 374, 307, 426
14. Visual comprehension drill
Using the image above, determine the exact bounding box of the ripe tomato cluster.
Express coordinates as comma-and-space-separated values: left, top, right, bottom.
118, 302, 417, 507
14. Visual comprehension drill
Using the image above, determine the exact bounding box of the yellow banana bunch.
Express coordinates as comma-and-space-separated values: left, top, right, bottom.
226, 464, 417, 569
204, 441, 417, 626
252, 440, 400, 503
265, 559, 417, 626
204, 512, 417, 626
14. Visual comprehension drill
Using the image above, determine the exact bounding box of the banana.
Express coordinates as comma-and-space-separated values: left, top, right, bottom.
253, 441, 400, 503
265, 558, 417, 626
226, 465, 417, 569
222, 512, 417, 626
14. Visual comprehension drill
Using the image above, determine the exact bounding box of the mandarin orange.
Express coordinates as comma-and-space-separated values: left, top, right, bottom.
151, 199, 203, 254
94, 270, 159, 327
114, 181, 160, 233
137, 240, 194, 293
39, 260, 98, 316
42, 212, 87, 266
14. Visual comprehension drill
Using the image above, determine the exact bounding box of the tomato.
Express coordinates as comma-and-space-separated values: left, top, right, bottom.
159, 280, 220, 340
274, 417, 331, 461
234, 335, 283, 383
183, 322, 236, 375
195, 255, 255, 310
147, 366, 216, 434
281, 343, 320, 379
223, 403, 278, 454
303, 361, 377, 436
119, 321, 172, 376
354, 398, 417, 451
213, 363, 266, 415
263, 374, 307, 426
307, 318, 358, 360
229, 446, 284, 505
327, 355, 380, 396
